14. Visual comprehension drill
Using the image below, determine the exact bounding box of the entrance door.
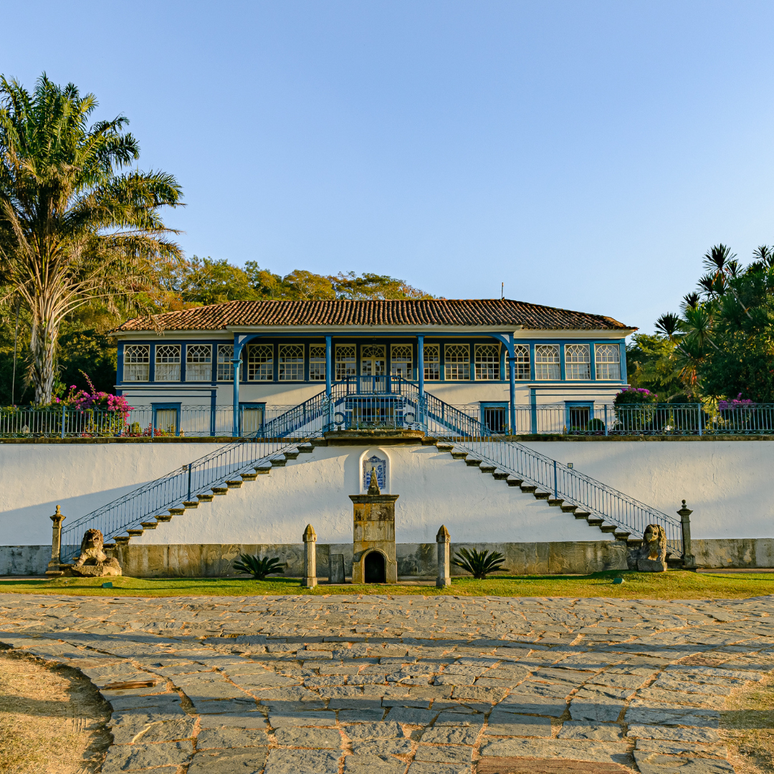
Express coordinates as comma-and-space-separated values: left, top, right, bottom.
566, 402, 593, 432
361, 345, 386, 377
364, 551, 386, 583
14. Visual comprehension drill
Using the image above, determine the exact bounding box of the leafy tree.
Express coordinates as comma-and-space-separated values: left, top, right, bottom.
179, 256, 259, 305
0, 74, 182, 404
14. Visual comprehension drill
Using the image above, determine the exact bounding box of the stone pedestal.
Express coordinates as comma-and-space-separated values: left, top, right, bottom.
349, 472, 398, 584
678, 500, 697, 570
303, 524, 317, 588
46, 505, 65, 577
436, 525, 451, 588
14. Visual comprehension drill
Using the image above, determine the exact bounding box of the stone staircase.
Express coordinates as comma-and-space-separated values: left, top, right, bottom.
427, 437, 640, 548
105, 441, 320, 550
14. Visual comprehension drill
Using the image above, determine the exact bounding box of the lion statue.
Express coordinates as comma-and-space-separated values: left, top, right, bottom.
637, 524, 668, 573
69, 529, 122, 577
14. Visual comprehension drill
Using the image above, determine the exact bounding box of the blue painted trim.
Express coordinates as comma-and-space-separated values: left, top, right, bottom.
148, 344, 156, 382
559, 344, 566, 381
620, 340, 628, 383
589, 343, 596, 381
530, 388, 537, 434
117, 342, 125, 384
325, 336, 332, 396
210, 390, 217, 436
152, 402, 181, 437
529, 343, 536, 382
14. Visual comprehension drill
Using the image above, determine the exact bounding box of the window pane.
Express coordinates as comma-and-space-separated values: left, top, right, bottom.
186, 344, 212, 381
565, 344, 590, 380
309, 344, 326, 381
279, 344, 304, 381
335, 345, 356, 380
391, 344, 413, 378
423, 344, 440, 381
445, 344, 470, 381
154, 408, 177, 434
595, 344, 621, 380
506, 344, 531, 381
535, 344, 560, 381
475, 344, 500, 380
155, 345, 181, 381
124, 345, 150, 382
217, 344, 233, 381
361, 345, 386, 376
247, 344, 273, 381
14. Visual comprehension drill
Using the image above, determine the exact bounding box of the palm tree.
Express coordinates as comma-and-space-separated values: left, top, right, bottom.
0, 74, 182, 404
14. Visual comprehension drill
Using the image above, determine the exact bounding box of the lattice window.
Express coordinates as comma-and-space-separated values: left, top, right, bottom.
309, 344, 326, 381
279, 344, 304, 381
595, 343, 621, 380
335, 345, 356, 380
475, 344, 501, 380
246, 344, 274, 381
535, 344, 560, 381
155, 344, 181, 381
423, 344, 440, 381
565, 343, 590, 380
445, 344, 470, 381
217, 344, 233, 381
361, 345, 386, 376
186, 344, 212, 381
391, 344, 413, 378
506, 344, 531, 381
124, 344, 150, 382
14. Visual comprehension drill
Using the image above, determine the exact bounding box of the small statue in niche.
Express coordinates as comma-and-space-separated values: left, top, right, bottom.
636, 524, 668, 573
69, 529, 122, 577
363, 455, 386, 492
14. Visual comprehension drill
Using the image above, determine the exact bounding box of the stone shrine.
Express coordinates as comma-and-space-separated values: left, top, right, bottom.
349, 468, 398, 583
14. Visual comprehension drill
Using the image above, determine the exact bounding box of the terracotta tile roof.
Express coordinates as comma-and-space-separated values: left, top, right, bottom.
115, 299, 633, 333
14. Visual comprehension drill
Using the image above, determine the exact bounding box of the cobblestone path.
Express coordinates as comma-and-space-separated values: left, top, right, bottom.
1, 594, 773, 773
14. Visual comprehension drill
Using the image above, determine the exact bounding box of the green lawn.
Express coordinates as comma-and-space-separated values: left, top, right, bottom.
0, 571, 771, 599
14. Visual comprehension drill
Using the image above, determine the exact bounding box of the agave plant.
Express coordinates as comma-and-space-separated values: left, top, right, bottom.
233, 554, 285, 580
450, 548, 506, 580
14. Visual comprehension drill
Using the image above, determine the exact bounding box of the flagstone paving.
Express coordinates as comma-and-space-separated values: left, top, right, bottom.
0, 594, 773, 773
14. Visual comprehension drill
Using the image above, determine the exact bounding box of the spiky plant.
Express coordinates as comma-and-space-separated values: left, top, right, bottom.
450, 547, 506, 580
232, 554, 285, 580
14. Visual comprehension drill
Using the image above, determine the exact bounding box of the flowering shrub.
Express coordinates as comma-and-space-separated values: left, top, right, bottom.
614, 387, 659, 406
718, 393, 756, 411
54, 373, 132, 420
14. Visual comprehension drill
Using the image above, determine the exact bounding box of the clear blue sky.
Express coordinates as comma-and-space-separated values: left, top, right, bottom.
4, 1, 774, 333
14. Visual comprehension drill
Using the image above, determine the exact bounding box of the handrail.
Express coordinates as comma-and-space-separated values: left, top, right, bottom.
59, 435, 309, 562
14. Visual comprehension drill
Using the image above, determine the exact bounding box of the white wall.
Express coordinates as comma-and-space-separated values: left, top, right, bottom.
1, 439, 772, 547
526, 440, 774, 540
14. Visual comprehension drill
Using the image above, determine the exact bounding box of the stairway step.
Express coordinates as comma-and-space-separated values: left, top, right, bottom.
241, 472, 258, 481
436, 442, 454, 451
127, 529, 144, 537
627, 537, 643, 546
534, 491, 550, 500
226, 480, 242, 488
599, 524, 618, 533
169, 507, 185, 515
155, 513, 173, 522
284, 450, 300, 460
270, 456, 287, 467
492, 470, 510, 480
450, 451, 467, 459
520, 484, 536, 493
586, 516, 604, 526
614, 531, 631, 541
183, 501, 199, 508
507, 476, 524, 487
211, 487, 228, 495
547, 498, 563, 507
465, 458, 482, 467
103, 543, 116, 550
561, 503, 578, 513
255, 464, 272, 474
298, 443, 314, 453
311, 438, 328, 447
114, 535, 131, 545
479, 463, 496, 473
574, 511, 591, 519
140, 522, 158, 529
197, 493, 214, 502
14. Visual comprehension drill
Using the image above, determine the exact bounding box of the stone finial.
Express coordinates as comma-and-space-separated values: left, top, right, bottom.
50, 505, 65, 524
367, 467, 381, 495
436, 525, 450, 543
303, 524, 317, 542
678, 500, 693, 518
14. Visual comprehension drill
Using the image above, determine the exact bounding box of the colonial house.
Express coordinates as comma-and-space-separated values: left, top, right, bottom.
113, 298, 634, 437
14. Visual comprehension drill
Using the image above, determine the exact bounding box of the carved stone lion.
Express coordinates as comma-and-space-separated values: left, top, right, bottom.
70, 529, 122, 577
637, 524, 668, 573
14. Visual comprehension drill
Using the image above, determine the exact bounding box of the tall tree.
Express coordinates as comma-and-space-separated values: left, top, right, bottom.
0, 74, 182, 403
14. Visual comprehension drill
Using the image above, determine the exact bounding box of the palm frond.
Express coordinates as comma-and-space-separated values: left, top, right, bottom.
232, 554, 285, 580
450, 548, 507, 579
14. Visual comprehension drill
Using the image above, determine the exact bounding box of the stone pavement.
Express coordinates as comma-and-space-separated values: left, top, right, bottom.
1, 594, 773, 773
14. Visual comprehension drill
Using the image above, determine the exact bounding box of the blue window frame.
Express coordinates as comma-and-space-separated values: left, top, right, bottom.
240, 402, 266, 436
152, 403, 181, 436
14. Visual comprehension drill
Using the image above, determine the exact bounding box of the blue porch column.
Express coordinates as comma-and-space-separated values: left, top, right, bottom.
231, 336, 244, 437
505, 336, 516, 436
325, 335, 332, 396
417, 334, 425, 425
